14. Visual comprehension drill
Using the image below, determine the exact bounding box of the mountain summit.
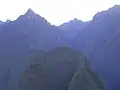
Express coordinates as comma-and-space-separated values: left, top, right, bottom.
26, 9, 35, 15
24, 9, 38, 20
16, 9, 49, 26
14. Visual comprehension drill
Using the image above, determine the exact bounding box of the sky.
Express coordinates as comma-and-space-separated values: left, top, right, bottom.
0, 0, 120, 25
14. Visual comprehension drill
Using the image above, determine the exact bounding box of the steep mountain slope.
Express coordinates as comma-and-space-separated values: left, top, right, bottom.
71, 5, 120, 90
0, 9, 64, 90
19, 47, 105, 90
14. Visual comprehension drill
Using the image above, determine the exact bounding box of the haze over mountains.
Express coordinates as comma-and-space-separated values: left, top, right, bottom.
0, 4, 120, 90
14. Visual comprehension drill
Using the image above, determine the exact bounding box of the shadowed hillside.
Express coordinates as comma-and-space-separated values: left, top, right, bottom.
19, 47, 105, 90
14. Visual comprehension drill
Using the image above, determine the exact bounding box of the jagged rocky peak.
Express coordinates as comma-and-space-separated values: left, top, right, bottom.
16, 8, 49, 25
25, 9, 36, 16
16, 8, 38, 21
24, 8, 37, 19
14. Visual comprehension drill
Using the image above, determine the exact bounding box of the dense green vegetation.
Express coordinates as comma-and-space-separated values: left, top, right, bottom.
19, 47, 105, 90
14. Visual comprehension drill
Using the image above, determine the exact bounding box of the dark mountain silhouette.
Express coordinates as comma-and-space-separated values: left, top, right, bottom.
19, 47, 105, 90
0, 9, 64, 90
70, 5, 120, 90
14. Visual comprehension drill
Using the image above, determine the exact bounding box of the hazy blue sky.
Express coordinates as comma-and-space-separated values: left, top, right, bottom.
0, 0, 120, 25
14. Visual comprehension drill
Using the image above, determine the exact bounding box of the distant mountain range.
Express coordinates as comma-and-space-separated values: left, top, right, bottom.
0, 5, 120, 90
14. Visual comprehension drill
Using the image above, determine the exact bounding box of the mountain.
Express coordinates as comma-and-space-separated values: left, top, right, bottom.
59, 18, 87, 31
0, 5, 120, 90
19, 47, 105, 90
59, 18, 88, 38
0, 20, 4, 27
0, 9, 64, 90
71, 5, 120, 90
0, 20, 11, 28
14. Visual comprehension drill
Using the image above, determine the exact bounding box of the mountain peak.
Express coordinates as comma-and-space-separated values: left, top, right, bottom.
73, 18, 79, 21
16, 8, 50, 26
25, 8, 36, 16
17, 8, 38, 21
